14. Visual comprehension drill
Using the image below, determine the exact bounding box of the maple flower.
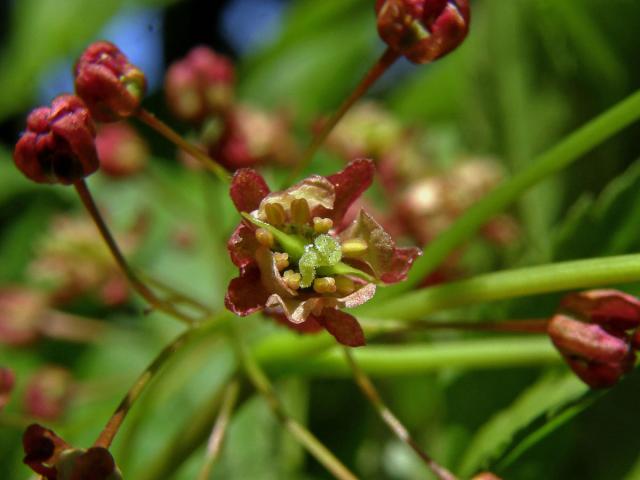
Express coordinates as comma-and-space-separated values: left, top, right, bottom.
375, 0, 470, 64
225, 159, 421, 346
548, 289, 640, 389
23, 424, 121, 480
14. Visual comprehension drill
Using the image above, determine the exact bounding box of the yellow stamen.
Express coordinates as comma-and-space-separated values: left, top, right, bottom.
283, 270, 301, 290
255, 228, 274, 248
335, 276, 355, 295
313, 277, 337, 294
341, 239, 368, 256
264, 202, 286, 226
274, 252, 289, 271
291, 198, 311, 225
313, 217, 333, 234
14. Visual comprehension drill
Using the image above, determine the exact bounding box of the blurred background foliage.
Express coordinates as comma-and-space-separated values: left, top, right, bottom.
1, 0, 640, 479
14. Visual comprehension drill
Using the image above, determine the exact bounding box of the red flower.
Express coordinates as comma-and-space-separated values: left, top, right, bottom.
375, 0, 470, 64
23, 424, 121, 480
165, 45, 235, 123
74, 41, 146, 122
14, 95, 98, 185
548, 290, 640, 389
225, 159, 421, 346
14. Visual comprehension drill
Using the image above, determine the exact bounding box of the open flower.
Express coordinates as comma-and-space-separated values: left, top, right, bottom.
548, 290, 640, 389
225, 159, 421, 346
23, 424, 121, 480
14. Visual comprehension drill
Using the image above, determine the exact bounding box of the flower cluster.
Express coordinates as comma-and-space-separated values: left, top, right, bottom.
225, 159, 421, 346
548, 290, 640, 388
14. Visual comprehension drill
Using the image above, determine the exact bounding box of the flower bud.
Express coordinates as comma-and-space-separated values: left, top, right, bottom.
548, 313, 636, 389
14, 95, 98, 184
74, 41, 146, 121
95, 122, 149, 177
23, 366, 73, 420
375, 0, 470, 64
165, 46, 235, 123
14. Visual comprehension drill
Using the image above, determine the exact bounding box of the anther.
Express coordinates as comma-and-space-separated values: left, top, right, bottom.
274, 252, 289, 271
341, 239, 368, 256
335, 276, 356, 295
264, 202, 286, 226
291, 198, 311, 225
283, 270, 301, 290
313, 217, 333, 234
255, 228, 274, 248
313, 277, 337, 294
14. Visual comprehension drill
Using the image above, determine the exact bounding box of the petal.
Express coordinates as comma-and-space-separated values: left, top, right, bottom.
228, 223, 259, 272
381, 246, 422, 284
325, 158, 375, 225
230, 168, 270, 213
341, 210, 421, 283
22, 423, 69, 479
317, 309, 366, 347
267, 310, 324, 334
224, 267, 269, 316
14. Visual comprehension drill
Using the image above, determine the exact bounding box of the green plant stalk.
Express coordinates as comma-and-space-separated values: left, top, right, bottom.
343, 348, 457, 480
363, 253, 640, 321
269, 337, 558, 377
377, 88, 640, 298
197, 380, 240, 480
233, 331, 359, 480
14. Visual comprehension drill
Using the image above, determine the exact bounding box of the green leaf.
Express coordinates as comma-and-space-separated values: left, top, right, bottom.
458, 371, 589, 476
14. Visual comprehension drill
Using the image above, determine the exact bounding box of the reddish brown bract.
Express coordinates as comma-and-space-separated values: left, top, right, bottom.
224, 159, 421, 346
14, 95, 98, 185
376, 0, 470, 64
74, 41, 146, 122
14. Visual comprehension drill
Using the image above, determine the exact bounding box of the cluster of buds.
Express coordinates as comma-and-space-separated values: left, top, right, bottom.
14, 41, 148, 186
548, 290, 640, 389
23, 366, 75, 421
23, 424, 121, 480
375, 0, 470, 64
29, 215, 141, 306
225, 159, 421, 346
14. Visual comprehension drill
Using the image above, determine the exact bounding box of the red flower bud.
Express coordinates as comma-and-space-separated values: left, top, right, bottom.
165, 46, 235, 123
548, 290, 640, 389
74, 41, 146, 122
95, 122, 149, 177
375, 0, 470, 64
14, 95, 98, 184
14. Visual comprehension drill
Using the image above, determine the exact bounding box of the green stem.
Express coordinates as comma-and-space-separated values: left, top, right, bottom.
233, 331, 359, 480
271, 337, 558, 377
343, 348, 457, 480
94, 316, 227, 448
197, 380, 240, 480
288, 48, 399, 183
74, 179, 196, 325
136, 108, 231, 184
363, 253, 640, 321
382, 88, 640, 297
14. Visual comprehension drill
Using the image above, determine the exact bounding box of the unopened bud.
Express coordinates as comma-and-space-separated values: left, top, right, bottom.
23, 366, 73, 420
74, 41, 146, 121
376, 0, 470, 64
95, 123, 148, 178
14, 95, 98, 185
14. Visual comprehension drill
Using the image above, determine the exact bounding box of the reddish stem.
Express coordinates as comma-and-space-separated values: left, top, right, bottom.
289, 47, 399, 182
